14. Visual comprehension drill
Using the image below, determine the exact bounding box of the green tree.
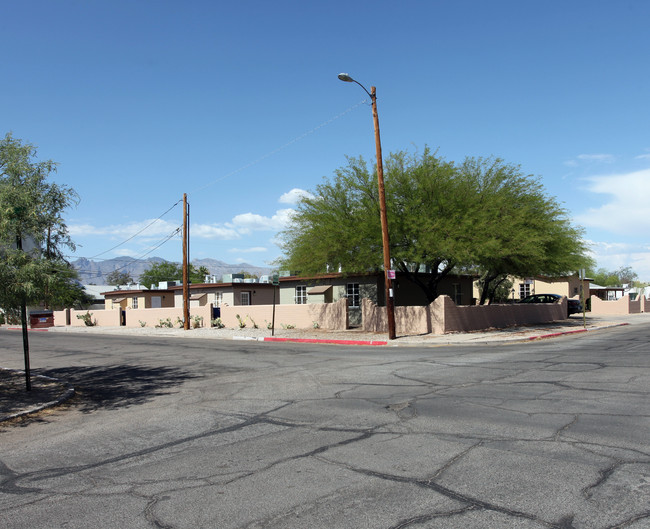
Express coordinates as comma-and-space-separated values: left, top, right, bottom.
237, 270, 259, 280
0, 133, 79, 313
138, 261, 182, 289
615, 265, 638, 286
279, 148, 591, 304
138, 261, 208, 288
589, 266, 638, 287
190, 265, 210, 284
454, 157, 592, 304
106, 270, 134, 286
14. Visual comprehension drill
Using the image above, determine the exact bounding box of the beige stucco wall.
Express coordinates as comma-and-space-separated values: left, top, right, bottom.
61, 308, 122, 327
122, 306, 213, 328
218, 299, 348, 330
362, 295, 568, 335
590, 295, 643, 315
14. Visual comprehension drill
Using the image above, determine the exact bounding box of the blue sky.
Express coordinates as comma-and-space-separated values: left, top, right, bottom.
3, 1, 650, 279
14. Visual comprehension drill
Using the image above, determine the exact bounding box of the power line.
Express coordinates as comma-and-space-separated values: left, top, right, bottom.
87, 200, 182, 259
73, 100, 366, 264
73, 225, 182, 281
189, 99, 368, 195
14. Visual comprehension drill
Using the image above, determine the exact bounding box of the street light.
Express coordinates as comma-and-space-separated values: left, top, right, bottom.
338, 73, 396, 340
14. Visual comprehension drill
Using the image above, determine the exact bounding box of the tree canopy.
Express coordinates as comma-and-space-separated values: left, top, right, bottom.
138, 261, 210, 289
0, 133, 80, 313
106, 270, 134, 286
279, 148, 591, 303
589, 266, 638, 287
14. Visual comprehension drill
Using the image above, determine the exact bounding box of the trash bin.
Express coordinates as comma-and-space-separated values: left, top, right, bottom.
29, 311, 54, 329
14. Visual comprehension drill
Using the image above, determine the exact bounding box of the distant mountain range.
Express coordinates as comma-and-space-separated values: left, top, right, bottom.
71, 257, 272, 285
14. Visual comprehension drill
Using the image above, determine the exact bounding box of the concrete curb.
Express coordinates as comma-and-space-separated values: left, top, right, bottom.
526, 322, 630, 341
263, 337, 389, 346
0, 369, 75, 422
6, 327, 50, 332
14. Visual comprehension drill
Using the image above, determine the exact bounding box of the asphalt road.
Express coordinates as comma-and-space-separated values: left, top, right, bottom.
1, 327, 649, 529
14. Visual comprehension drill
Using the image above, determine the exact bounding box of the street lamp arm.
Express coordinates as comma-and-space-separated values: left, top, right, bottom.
337, 73, 373, 99
338, 71, 396, 340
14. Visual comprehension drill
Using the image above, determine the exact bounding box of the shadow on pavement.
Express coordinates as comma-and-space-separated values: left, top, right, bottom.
39, 364, 197, 413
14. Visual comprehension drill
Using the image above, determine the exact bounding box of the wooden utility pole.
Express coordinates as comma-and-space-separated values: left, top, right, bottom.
182, 193, 190, 330
338, 74, 396, 340
370, 86, 396, 340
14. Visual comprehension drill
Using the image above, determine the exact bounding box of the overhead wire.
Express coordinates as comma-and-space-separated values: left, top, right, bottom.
189, 98, 368, 195
86, 199, 182, 259
73, 100, 367, 266
74, 225, 182, 281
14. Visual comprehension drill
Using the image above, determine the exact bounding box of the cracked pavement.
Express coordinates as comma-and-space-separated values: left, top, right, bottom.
1, 324, 649, 528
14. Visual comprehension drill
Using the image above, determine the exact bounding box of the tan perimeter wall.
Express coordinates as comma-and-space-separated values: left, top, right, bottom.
54, 299, 349, 331
363, 295, 568, 335
55, 306, 213, 328
218, 299, 348, 330
55, 308, 122, 327
590, 295, 644, 315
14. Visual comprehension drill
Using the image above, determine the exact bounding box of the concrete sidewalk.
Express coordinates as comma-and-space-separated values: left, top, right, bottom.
1, 313, 644, 422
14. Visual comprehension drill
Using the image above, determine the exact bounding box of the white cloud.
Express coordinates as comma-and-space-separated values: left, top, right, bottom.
228, 209, 295, 234
564, 153, 616, 166
575, 168, 650, 236
191, 224, 240, 240
577, 154, 616, 163
635, 154, 650, 160
113, 248, 138, 257
587, 240, 650, 281
68, 218, 180, 237
278, 188, 314, 204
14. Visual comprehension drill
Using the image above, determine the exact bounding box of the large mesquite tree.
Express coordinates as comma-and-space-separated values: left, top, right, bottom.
0, 133, 81, 314
279, 147, 591, 304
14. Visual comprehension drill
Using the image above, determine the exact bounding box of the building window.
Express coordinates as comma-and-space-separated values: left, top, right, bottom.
132, 296, 138, 309
347, 283, 360, 308
295, 285, 307, 304
241, 291, 251, 306
215, 292, 223, 307
519, 283, 531, 298
453, 283, 462, 305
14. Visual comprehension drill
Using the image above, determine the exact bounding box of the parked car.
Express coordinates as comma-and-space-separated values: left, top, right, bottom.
519, 293, 583, 315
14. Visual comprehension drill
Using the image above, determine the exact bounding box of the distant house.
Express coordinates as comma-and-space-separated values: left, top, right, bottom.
167, 281, 276, 308
81, 285, 123, 310
102, 285, 175, 310
102, 280, 277, 310
277, 271, 475, 326
589, 283, 626, 301
99, 273, 475, 327
473, 274, 587, 302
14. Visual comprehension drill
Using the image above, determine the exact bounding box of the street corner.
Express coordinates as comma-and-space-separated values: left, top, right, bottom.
0, 368, 75, 422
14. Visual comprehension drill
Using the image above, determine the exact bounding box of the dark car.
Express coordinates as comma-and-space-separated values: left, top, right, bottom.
519, 293, 583, 315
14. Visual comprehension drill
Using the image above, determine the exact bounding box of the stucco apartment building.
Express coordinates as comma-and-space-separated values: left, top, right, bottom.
103, 272, 475, 319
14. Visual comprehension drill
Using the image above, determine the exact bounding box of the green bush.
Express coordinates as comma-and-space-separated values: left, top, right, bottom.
76, 311, 96, 326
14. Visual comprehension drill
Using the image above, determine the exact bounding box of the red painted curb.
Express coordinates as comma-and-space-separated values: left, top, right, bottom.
263, 337, 388, 346
529, 329, 588, 340
528, 322, 630, 341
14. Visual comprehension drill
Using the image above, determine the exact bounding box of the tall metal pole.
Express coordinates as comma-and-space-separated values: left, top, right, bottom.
370, 87, 396, 340
182, 193, 190, 330
16, 235, 31, 390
